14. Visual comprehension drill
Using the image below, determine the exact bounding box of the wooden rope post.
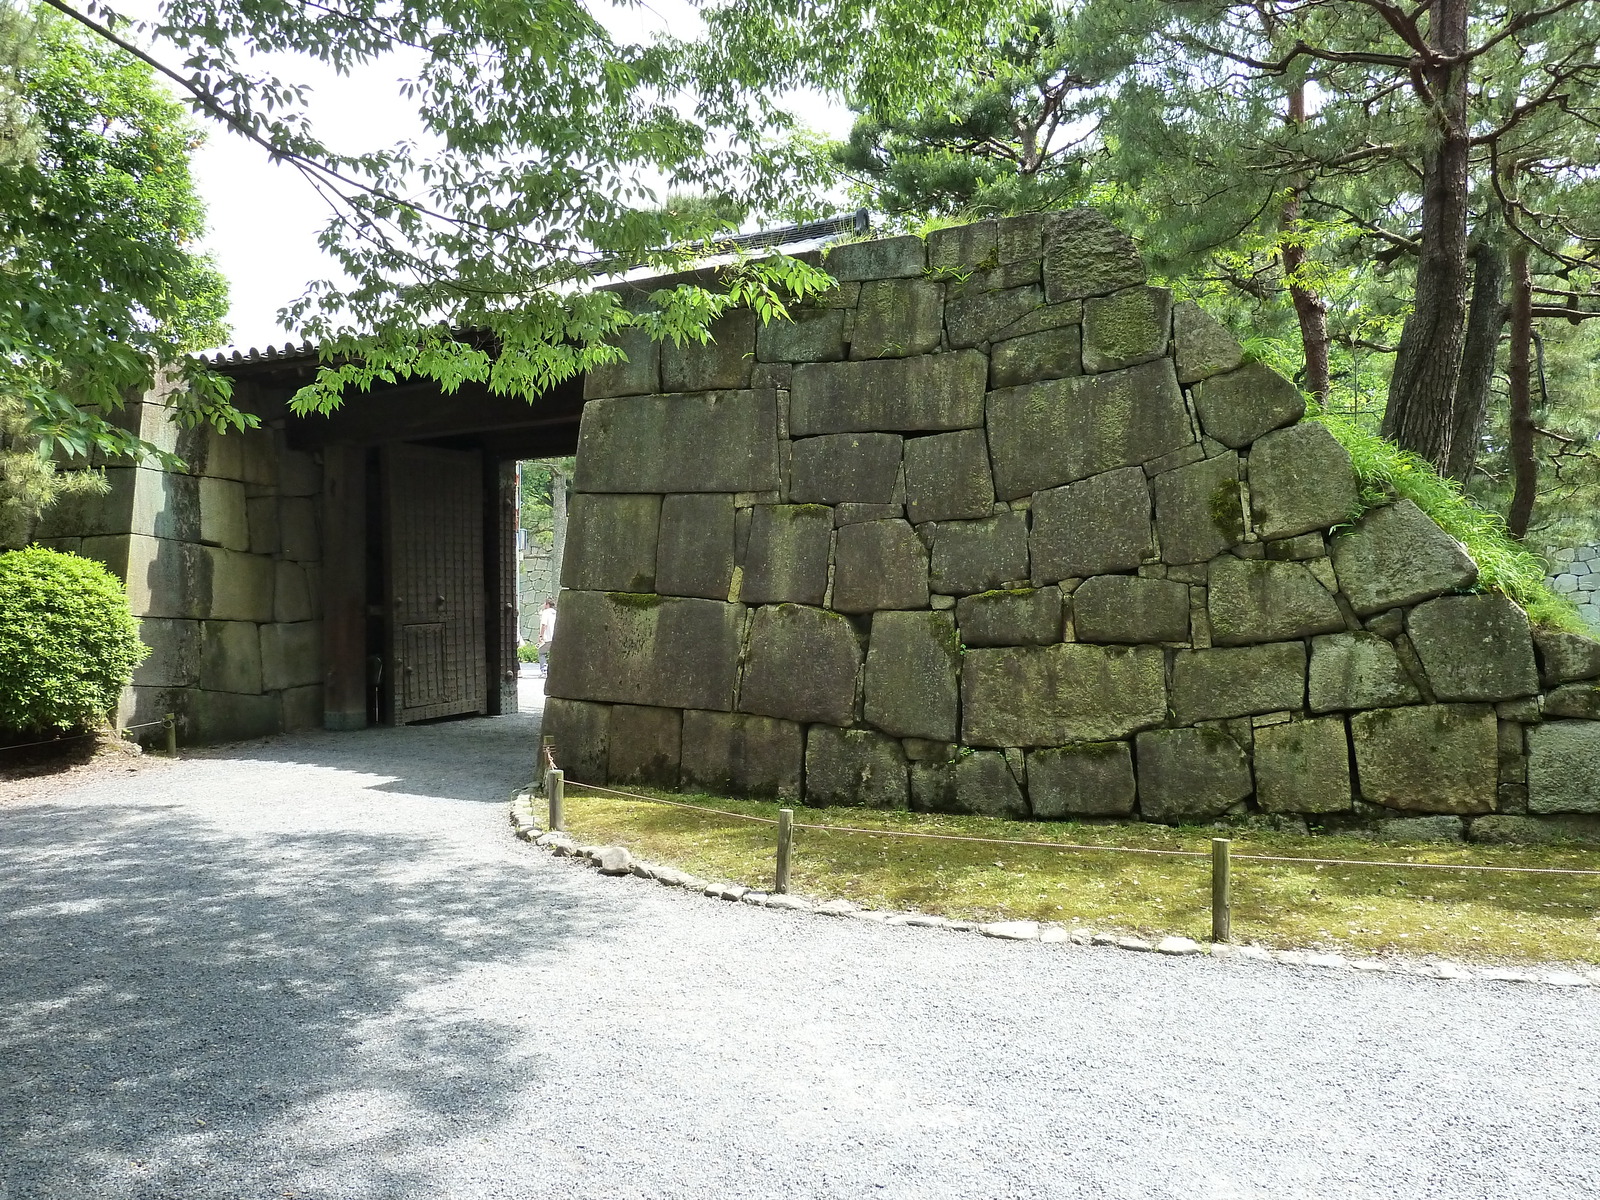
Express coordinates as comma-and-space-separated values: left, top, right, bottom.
163, 713, 178, 759
539, 736, 554, 790
547, 768, 564, 832
775, 808, 793, 894
1211, 837, 1232, 943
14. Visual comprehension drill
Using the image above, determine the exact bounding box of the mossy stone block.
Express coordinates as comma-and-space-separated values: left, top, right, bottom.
946, 283, 1045, 350
574, 390, 780, 494
1254, 716, 1352, 813
789, 433, 903, 505
1136, 727, 1252, 822
1029, 466, 1153, 583
1027, 742, 1136, 817
1329, 499, 1479, 615
1544, 683, 1600, 719
680, 709, 804, 800
198, 476, 250, 552
1152, 451, 1243, 565
1170, 643, 1307, 724
791, 352, 987, 436
1529, 721, 1600, 813
1208, 556, 1344, 646
542, 696, 610, 784
1350, 704, 1498, 814
989, 326, 1082, 390
926, 220, 997, 273
1191, 362, 1305, 449
910, 751, 1028, 817
1534, 628, 1600, 687
956, 586, 1063, 647
756, 306, 847, 363
805, 725, 909, 808
1308, 632, 1421, 712
561, 493, 661, 593
1405, 594, 1539, 702
929, 512, 1030, 596
904, 428, 994, 524
824, 234, 926, 281
1042, 208, 1146, 302
607, 704, 682, 788
1081, 286, 1171, 374
657, 493, 736, 600
1072, 575, 1190, 644
962, 643, 1166, 746
1247, 422, 1360, 539
1173, 301, 1245, 384
738, 603, 862, 727
832, 519, 929, 612
200, 620, 263, 694
131, 617, 201, 688
261, 621, 321, 691
662, 309, 756, 392
583, 325, 660, 399
987, 359, 1192, 500
851, 278, 944, 359
740, 504, 832, 606
864, 610, 960, 742
206, 547, 276, 623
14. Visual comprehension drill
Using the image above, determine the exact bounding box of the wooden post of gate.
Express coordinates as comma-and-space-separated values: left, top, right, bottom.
163, 713, 178, 759
1211, 837, 1232, 943
547, 768, 564, 833
775, 808, 793, 894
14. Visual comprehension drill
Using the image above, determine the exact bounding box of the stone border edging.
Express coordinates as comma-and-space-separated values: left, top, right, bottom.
507, 789, 1598, 990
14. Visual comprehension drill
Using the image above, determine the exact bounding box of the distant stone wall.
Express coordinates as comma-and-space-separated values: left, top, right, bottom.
542, 209, 1600, 841
34, 381, 324, 743
1548, 545, 1600, 634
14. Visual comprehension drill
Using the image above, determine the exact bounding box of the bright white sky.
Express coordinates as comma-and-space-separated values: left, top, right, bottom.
163, 1, 853, 350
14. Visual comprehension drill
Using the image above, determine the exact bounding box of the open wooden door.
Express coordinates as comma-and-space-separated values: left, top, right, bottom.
382, 444, 487, 723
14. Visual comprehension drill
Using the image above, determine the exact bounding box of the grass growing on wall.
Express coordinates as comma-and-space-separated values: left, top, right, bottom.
1311, 411, 1584, 632
562, 787, 1600, 965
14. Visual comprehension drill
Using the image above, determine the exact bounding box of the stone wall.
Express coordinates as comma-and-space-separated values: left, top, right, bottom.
542, 208, 1600, 840
34, 382, 324, 743
1547, 545, 1600, 634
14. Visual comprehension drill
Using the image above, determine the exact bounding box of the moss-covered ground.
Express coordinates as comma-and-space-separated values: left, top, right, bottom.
561, 786, 1600, 964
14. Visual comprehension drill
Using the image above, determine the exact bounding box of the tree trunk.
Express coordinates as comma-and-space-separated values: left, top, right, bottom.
1507, 243, 1537, 539
1380, 0, 1472, 470
1281, 82, 1330, 406
1446, 235, 1508, 483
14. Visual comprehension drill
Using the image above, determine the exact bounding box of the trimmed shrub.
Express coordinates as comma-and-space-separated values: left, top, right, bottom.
0, 547, 148, 735
518, 642, 539, 663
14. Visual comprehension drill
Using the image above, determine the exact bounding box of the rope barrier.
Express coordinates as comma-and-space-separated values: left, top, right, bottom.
0, 717, 173, 757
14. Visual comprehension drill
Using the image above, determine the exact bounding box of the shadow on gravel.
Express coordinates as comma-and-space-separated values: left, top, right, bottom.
0, 789, 586, 1200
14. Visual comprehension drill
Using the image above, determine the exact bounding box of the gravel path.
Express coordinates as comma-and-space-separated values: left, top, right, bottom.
3, 697, 1598, 1200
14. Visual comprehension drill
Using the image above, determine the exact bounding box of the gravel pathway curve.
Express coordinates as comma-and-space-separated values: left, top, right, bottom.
3, 704, 1597, 1200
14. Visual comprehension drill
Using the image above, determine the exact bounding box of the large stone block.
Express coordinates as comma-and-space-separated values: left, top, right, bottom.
544, 591, 742, 711
82, 534, 211, 620
989, 326, 1082, 390
911, 751, 1028, 817
738, 603, 861, 726
279, 445, 322, 497
1170, 643, 1306, 724
583, 326, 660, 399
1247, 423, 1359, 539
240, 427, 278, 489
962, 643, 1166, 746
541, 697, 610, 783
864, 610, 960, 742
790, 353, 987, 436
273, 563, 313, 624
956, 586, 1063, 647
1042, 208, 1146, 302
1528, 722, 1600, 813
282, 684, 323, 732
929, 512, 1030, 595
1350, 704, 1498, 813
946, 283, 1044, 350
805, 726, 909, 809
987, 359, 1192, 500
1191, 363, 1305, 449
1207, 556, 1343, 645
32, 465, 141, 540
1028, 742, 1136, 817
661, 309, 755, 392
756, 305, 847, 363
927, 220, 997, 273
261, 621, 322, 692
680, 710, 804, 799
1136, 727, 1252, 822
246, 495, 280, 556
206, 547, 276, 623
903, 428, 994, 523
851, 278, 944, 359
1534, 628, 1600, 686
1406, 594, 1539, 702
196, 476, 249, 552
1081, 286, 1171, 374
831, 519, 929, 612
574, 390, 780, 493
1544, 682, 1600, 718
607, 704, 682, 787
1030, 466, 1153, 583
1152, 452, 1242, 566
789, 433, 903, 505
132, 617, 202, 688
1072, 575, 1189, 643
740, 504, 832, 605
189, 690, 283, 744
561, 493, 661, 592
200, 620, 263, 694
1173, 301, 1245, 384
824, 234, 925, 281
656, 493, 736, 600
279, 497, 320, 562
1469, 813, 1600, 844
1308, 632, 1421, 712
1254, 717, 1352, 813
1329, 499, 1478, 614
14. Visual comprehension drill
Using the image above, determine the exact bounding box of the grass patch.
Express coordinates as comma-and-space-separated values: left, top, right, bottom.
562, 787, 1600, 965
1311, 410, 1583, 631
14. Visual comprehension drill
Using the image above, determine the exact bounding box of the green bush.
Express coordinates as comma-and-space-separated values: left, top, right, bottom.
518, 642, 539, 663
0, 547, 148, 735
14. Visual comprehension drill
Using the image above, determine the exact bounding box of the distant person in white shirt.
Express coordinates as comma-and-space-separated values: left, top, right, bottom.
536, 599, 557, 677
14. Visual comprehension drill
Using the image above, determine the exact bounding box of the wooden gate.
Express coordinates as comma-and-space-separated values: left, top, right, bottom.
383, 445, 487, 723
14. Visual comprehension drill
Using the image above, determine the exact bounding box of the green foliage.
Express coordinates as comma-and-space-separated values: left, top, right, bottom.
1312, 411, 1583, 631
0, 547, 147, 735
517, 642, 539, 664
519, 457, 572, 551
0, 4, 243, 467
0, 395, 107, 549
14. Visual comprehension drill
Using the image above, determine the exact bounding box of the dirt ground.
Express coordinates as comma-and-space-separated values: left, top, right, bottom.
0, 734, 163, 804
